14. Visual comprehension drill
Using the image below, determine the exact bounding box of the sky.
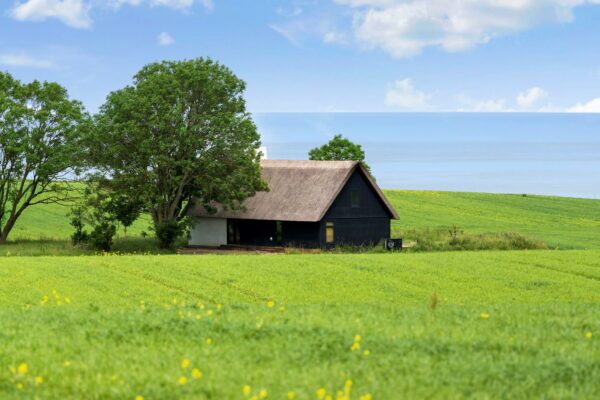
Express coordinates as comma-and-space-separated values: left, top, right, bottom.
1, 0, 600, 114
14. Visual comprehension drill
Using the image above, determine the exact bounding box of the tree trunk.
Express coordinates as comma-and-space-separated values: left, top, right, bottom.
0, 216, 17, 244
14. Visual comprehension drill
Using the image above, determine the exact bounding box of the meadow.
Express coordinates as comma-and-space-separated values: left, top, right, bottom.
1, 190, 599, 399
2, 189, 599, 256
1, 251, 599, 399
387, 190, 600, 249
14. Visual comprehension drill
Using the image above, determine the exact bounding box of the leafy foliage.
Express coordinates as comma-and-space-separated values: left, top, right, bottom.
399, 227, 548, 252
0, 72, 88, 243
68, 180, 119, 251
68, 206, 88, 245
309, 134, 371, 173
154, 219, 185, 250
89, 58, 267, 248
88, 221, 117, 252
106, 192, 142, 236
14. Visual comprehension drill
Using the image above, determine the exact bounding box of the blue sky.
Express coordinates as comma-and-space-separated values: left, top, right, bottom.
1, 0, 600, 113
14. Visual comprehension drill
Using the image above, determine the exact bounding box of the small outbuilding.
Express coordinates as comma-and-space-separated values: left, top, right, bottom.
188, 160, 399, 248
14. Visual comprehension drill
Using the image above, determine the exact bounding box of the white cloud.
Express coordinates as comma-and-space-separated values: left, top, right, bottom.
157, 31, 175, 46
385, 79, 430, 110
110, 0, 210, 9
334, 0, 600, 58
567, 98, 600, 113
517, 87, 548, 109
11, 0, 92, 29
149, 0, 193, 9
0, 53, 55, 68
276, 5, 303, 17
456, 94, 510, 112
11, 0, 213, 28
323, 31, 346, 44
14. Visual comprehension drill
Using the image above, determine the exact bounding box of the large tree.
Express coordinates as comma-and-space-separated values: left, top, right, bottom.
90, 58, 267, 247
0, 72, 88, 243
309, 134, 371, 173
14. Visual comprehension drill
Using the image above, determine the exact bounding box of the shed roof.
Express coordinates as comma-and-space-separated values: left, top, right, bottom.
188, 160, 399, 222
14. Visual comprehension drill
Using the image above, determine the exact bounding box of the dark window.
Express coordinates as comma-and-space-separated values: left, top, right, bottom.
351, 190, 359, 208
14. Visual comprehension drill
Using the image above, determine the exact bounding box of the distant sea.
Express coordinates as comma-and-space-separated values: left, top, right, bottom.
254, 113, 600, 199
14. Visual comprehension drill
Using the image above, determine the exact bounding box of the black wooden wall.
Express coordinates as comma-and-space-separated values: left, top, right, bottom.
319, 168, 392, 246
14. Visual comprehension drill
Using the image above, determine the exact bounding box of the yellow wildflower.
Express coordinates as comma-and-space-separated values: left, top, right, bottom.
191, 368, 202, 379
354, 335, 361, 342
586, 331, 593, 339
195, 314, 201, 320
359, 395, 372, 400
172, 298, 178, 305
351, 342, 360, 351
181, 359, 190, 369
178, 376, 188, 385
267, 300, 275, 308
35, 376, 44, 386
279, 305, 285, 312
480, 312, 490, 320
325, 395, 332, 400
135, 396, 144, 400
198, 303, 205, 309
17, 383, 23, 390
17, 362, 28, 375
207, 310, 213, 316
363, 349, 370, 356
243, 385, 252, 396
206, 338, 213, 345
64, 360, 71, 367
287, 391, 296, 399
317, 388, 327, 399
259, 389, 268, 398
64, 297, 71, 304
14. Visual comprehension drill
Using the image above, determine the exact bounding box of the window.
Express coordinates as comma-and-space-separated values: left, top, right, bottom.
351, 190, 359, 208
326, 222, 334, 243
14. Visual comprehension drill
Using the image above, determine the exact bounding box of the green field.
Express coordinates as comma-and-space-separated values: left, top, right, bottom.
4, 189, 600, 254
1, 190, 599, 398
0, 251, 599, 398
387, 190, 600, 249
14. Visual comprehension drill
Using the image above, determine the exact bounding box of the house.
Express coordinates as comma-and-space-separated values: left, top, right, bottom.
187, 160, 399, 248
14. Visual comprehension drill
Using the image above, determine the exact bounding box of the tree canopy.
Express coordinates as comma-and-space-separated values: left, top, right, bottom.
0, 72, 88, 243
308, 134, 371, 173
89, 58, 267, 248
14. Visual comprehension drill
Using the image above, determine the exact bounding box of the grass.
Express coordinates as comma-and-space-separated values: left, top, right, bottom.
0, 251, 599, 398
387, 190, 600, 249
1, 189, 600, 398
2, 189, 599, 256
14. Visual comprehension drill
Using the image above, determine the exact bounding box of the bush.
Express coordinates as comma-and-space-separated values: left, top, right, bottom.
155, 220, 184, 249
69, 206, 89, 246
400, 227, 548, 252
89, 221, 117, 252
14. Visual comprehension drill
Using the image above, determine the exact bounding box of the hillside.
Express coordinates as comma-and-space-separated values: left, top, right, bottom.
387, 190, 600, 249
8, 189, 600, 249
1, 251, 598, 398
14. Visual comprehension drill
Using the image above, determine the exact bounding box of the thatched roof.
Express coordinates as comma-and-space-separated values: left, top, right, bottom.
188, 160, 399, 222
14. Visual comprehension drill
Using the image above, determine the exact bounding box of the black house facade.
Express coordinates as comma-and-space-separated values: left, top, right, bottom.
188, 160, 398, 248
